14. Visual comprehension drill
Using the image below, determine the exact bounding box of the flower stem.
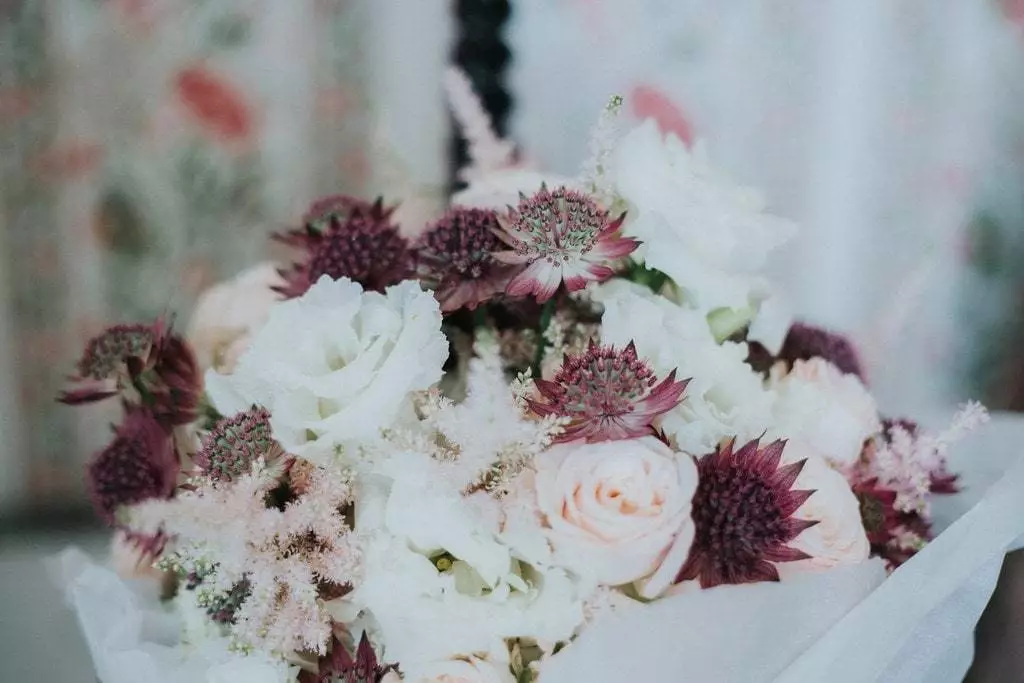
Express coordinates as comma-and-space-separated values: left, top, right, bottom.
531, 298, 557, 376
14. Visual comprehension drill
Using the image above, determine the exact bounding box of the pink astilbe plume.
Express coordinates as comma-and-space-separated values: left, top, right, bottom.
493, 184, 638, 302
444, 66, 516, 182
675, 437, 817, 588
527, 340, 687, 443
273, 195, 413, 298
133, 461, 361, 655
850, 402, 987, 567
58, 318, 202, 428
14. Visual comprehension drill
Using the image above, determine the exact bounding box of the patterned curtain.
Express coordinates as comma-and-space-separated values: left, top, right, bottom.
0, 0, 449, 511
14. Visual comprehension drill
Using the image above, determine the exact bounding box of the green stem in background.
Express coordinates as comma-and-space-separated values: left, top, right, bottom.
530, 298, 557, 377
472, 305, 488, 329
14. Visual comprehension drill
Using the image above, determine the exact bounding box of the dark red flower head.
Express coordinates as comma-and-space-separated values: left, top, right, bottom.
529, 340, 687, 443
194, 405, 278, 482
274, 195, 413, 298
59, 319, 202, 429
853, 477, 932, 568
299, 632, 398, 683
676, 437, 817, 588
415, 206, 514, 312
778, 322, 865, 380
87, 410, 178, 524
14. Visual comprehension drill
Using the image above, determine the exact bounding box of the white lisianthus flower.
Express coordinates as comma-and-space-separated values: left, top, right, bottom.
452, 169, 581, 210
596, 283, 775, 453
607, 119, 796, 314
205, 276, 448, 465
187, 262, 285, 374
404, 657, 516, 683
344, 460, 587, 669
532, 437, 698, 587
770, 358, 881, 467
780, 444, 870, 573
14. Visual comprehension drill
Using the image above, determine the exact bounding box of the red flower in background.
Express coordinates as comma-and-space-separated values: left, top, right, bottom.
174, 66, 253, 142
630, 85, 694, 147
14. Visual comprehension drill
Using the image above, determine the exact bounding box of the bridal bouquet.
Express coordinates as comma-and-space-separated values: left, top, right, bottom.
52, 72, 1024, 683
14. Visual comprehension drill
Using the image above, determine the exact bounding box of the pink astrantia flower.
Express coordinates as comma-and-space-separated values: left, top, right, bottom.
670, 437, 817, 588
528, 340, 688, 443
492, 184, 637, 302
193, 405, 281, 483
58, 319, 202, 428
415, 206, 516, 312
273, 195, 413, 298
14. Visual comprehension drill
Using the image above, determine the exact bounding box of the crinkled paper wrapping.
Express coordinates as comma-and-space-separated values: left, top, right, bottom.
53, 416, 1024, 683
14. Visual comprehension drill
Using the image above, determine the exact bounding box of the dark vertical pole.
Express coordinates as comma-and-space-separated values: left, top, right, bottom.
448, 0, 513, 194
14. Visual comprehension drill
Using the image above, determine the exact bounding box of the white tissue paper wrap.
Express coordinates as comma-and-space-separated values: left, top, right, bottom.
52, 414, 1024, 683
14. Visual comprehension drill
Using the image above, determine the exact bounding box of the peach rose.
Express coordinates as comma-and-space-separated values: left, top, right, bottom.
407, 657, 515, 683
770, 358, 880, 466
534, 437, 698, 587
187, 262, 283, 374
782, 445, 870, 573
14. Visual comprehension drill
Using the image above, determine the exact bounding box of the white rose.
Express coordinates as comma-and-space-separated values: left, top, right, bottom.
406, 657, 515, 683
205, 276, 449, 464
451, 169, 581, 210
770, 358, 881, 466
534, 437, 698, 587
607, 119, 796, 314
187, 262, 284, 374
597, 283, 775, 453
780, 444, 870, 573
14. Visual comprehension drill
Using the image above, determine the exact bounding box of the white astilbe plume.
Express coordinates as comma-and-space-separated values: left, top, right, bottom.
444, 66, 516, 182
579, 94, 625, 199
866, 401, 989, 516
415, 331, 566, 495
131, 461, 360, 656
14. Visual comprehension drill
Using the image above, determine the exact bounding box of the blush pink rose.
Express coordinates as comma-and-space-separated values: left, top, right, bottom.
780, 443, 870, 574
187, 262, 284, 374
534, 437, 698, 587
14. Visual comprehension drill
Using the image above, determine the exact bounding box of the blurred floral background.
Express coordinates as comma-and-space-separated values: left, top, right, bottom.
2, 0, 1024, 517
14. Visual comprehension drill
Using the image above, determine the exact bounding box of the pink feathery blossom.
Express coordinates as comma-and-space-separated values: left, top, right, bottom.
444, 66, 516, 182
133, 461, 360, 655
493, 184, 637, 302
851, 401, 987, 567
528, 340, 687, 443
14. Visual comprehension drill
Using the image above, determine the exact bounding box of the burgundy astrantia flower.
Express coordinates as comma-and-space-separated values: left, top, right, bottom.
415, 206, 516, 312
298, 632, 398, 683
529, 340, 688, 443
676, 437, 817, 588
194, 405, 279, 482
492, 184, 638, 302
87, 410, 178, 524
274, 195, 413, 297
59, 319, 202, 428
778, 322, 865, 381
